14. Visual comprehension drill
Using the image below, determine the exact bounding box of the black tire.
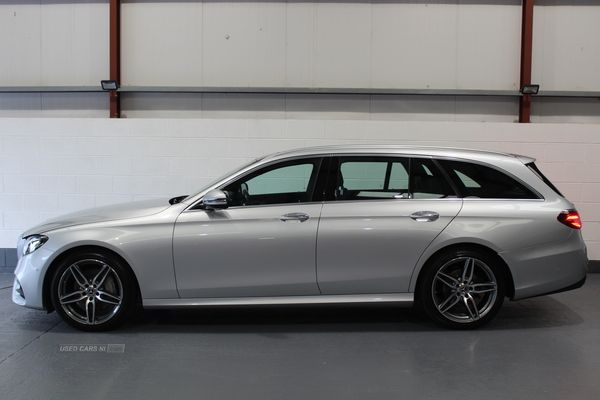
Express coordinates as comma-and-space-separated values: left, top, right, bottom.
50, 251, 136, 331
418, 248, 505, 330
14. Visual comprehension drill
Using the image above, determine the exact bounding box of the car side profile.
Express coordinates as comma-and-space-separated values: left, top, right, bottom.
13, 145, 587, 331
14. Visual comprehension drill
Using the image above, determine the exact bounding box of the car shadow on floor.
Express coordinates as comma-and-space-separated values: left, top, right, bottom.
126, 304, 433, 334
120, 295, 584, 334
491, 295, 584, 330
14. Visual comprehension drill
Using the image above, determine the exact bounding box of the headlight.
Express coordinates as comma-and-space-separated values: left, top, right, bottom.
22, 235, 48, 257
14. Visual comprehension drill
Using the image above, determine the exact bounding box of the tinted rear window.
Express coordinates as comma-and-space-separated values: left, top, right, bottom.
437, 159, 540, 199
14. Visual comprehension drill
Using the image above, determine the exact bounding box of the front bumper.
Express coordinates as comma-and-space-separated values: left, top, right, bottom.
12, 247, 55, 311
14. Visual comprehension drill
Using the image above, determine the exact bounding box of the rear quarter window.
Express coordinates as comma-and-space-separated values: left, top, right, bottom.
526, 162, 564, 197
437, 159, 540, 199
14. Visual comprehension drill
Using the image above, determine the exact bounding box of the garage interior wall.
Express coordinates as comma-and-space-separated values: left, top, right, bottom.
1, 1, 600, 263
1, 118, 599, 264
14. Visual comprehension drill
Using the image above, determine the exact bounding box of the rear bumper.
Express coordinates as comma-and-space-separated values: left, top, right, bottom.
503, 234, 588, 300
511, 274, 587, 302
543, 274, 587, 296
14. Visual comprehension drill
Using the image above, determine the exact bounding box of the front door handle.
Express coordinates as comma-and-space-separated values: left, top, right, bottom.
280, 213, 310, 222
410, 211, 440, 222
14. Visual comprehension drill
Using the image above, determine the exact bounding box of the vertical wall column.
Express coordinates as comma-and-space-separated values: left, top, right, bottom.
109, 0, 121, 118
519, 0, 535, 123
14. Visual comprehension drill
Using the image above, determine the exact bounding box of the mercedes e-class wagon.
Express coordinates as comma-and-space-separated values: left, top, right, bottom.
13, 145, 587, 331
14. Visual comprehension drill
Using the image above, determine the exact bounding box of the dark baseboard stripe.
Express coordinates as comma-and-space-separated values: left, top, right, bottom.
588, 260, 600, 273
1, 248, 18, 269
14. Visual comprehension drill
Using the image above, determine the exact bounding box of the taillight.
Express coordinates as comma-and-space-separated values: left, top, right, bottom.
557, 210, 582, 229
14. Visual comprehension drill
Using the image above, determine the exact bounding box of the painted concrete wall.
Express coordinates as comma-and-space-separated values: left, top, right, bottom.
1, 118, 599, 261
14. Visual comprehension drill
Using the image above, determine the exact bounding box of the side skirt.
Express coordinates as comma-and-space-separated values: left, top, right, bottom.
144, 293, 414, 309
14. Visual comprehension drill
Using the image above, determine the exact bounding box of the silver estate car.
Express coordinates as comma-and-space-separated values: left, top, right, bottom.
13, 145, 587, 331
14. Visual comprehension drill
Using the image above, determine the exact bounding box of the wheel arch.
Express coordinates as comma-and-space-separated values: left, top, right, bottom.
413, 243, 515, 301
42, 245, 141, 314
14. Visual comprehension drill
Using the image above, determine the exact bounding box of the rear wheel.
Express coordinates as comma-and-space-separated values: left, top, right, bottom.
419, 248, 505, 329
50, 251, 136, 331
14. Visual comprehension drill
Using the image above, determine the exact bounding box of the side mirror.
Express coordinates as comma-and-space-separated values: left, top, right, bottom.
201, 189, 229, 210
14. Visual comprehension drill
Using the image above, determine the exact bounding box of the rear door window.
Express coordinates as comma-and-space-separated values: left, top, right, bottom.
338, 158, 409, 200
334, 156, 456, 200
411, 158, 456, 199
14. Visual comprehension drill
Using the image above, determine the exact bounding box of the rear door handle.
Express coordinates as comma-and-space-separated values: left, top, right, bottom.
280, 213, 310, 222
410, 211, 440, 222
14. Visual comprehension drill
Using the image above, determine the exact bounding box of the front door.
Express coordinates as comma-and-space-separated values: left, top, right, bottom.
173, 157, 324, 298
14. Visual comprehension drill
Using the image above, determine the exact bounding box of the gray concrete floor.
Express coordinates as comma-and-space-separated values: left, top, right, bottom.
1, 272, 599, 400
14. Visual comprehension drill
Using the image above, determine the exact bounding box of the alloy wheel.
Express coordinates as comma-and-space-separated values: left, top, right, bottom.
431, 256, 498, 324
56, 258, 124, 327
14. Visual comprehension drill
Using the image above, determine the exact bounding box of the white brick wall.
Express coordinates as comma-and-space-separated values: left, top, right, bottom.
1, 118, 599, 260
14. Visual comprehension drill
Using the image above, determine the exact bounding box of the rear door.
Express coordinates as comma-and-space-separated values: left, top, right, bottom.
316, 156, 463, 294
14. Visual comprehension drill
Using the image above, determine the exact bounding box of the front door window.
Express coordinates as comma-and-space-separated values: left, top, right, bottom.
222, 158, 321, 206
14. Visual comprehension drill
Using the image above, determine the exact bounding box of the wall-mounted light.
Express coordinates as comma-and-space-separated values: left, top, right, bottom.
101, 80, 119, 90
520, 84, 540, 95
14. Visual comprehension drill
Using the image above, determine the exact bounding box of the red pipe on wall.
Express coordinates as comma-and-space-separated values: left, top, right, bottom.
109, 0, 121, 118
519, 0, 535, 123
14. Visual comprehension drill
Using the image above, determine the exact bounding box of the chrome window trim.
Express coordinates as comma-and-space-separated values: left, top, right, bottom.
460, 197, 545, 202
182, 200, 327, 213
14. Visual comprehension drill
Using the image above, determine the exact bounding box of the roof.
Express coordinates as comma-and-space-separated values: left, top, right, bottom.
262, 145, 536, 165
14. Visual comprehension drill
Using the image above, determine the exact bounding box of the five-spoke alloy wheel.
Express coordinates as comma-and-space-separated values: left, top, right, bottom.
419, 248, 505, 329
51, 251, 136, 331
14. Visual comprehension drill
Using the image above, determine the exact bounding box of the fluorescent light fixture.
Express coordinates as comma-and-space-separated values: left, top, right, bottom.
101, 80, 118, 90
520, 84, 540, 95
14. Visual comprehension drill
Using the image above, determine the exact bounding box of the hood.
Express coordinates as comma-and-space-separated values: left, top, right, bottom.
22, 197, 173, 238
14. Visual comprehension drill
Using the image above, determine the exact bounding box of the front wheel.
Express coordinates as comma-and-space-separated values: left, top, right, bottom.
50, 251, 136, 331
418, 248, 505, 329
